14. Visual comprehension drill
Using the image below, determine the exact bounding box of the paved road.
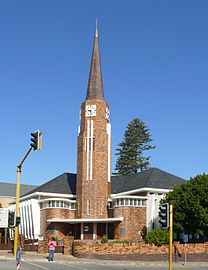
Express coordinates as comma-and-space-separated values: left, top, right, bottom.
0, 259, 208, 270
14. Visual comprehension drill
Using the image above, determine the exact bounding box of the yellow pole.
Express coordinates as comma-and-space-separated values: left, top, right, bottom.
14, 166, 21, 257
13, 146, 33, 256
169, 203, 173, 270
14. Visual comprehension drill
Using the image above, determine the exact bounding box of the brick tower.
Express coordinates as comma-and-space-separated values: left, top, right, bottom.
76, 26, 111, 222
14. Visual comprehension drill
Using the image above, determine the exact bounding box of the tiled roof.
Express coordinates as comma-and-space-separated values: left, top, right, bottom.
21, 173, 76, 198
111, 168, 187, 194
0, 182, 38, 197
18, 168, 186, 198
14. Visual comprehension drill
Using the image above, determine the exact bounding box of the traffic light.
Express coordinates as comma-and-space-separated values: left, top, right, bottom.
8, 211, 15, 227
159, 203, 169, 229
16, 216, 21, 226
30, 130, 40, 151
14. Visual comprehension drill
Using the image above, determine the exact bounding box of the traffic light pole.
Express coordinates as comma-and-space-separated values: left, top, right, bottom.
169, 201, 173, 270
14, 146, 33, 257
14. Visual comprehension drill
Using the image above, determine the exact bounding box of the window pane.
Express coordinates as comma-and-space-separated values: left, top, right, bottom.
134, 199, 137, 206
56, 201, 59, 207
52, 201, 55, 207
48, 201, 51, 208
120, 228, 125, 235
124, 199, 128, 205
130, 199, 133, 206
142, 200, 145, 206
60, 201, 64, 207
121, 199, 124, 206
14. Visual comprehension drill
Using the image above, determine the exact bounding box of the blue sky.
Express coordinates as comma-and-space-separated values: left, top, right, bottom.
0, 1, 207, 185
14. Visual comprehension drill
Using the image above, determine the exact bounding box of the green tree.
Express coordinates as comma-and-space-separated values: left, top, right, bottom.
113, 118, 156, 175
162, 173, 208, 237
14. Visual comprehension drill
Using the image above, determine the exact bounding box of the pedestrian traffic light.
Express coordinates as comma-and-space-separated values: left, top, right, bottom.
30, 130, 40, 151
159, 203, 169, 229
8, 211, 15, 227
16, 216, 21, 226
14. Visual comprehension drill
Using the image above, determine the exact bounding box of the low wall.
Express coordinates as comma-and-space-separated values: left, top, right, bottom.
37, 236, 208, 257
73, 241, 208, 257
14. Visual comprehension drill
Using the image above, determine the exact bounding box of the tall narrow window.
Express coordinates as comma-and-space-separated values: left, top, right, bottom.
100, 200, 102, 215
85, 137, 95, 151
87, 200, 90, 215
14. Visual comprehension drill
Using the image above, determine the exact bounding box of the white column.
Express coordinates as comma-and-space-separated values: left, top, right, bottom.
31, 199, 40, 239
19, 204, 24, 235
86, 120, 90, 180
28, 202, 34, 239
22, 202, 28, 239
146, 194, 155, 233
93, 223, 97, 240
90, 120, 93, 180
25, 202, 30, 239
81, 223, 84, 240
107, 123, 111, 182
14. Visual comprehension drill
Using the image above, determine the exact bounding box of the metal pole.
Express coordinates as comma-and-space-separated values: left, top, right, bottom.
14, 146, 33, 257
185, 243, 187, 264
14, 166, 21, 257
169, 202, 173, 270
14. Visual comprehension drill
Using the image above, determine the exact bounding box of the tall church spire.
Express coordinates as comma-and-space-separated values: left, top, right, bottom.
86, 23, 104, 101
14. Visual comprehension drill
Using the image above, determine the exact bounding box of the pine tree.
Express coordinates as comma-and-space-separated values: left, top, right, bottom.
113, 118, 156, 175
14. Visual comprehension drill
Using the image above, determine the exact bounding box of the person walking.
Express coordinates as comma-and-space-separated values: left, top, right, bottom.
48, 237, 57, 262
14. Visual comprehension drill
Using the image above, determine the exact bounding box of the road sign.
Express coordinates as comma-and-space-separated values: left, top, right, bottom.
16, 246, 21, 263
16, 262, 21, 270
184, 234, 188, 243
0, 208, 8, 228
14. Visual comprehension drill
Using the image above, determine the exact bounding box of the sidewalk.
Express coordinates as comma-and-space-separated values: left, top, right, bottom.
0, 250, 208, 267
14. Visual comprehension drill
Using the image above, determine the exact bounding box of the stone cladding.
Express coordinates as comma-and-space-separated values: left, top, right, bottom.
73, 241, 208, 257
113, 206, 146, 240
40, 208, 75, 240
64, 236, 74, 255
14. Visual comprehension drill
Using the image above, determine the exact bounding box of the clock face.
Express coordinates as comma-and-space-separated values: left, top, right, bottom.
106, 107, 110, 121
85, 105, 96, 117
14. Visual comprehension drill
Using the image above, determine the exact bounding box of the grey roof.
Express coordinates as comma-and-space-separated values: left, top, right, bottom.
111, 168, 187, 194
0, 182, 38, 197
18, 168, 186, 199
21, 173, 76, 198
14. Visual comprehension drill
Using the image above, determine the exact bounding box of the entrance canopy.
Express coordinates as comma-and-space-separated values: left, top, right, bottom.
47, 217, 123, 223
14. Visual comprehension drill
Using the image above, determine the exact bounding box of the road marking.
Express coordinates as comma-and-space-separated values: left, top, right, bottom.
23, 260, 51, 270
58, 262, 88, 270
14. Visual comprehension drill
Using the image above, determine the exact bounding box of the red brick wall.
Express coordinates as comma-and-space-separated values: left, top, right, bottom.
76, 99, 110, 219
42, 208, 76, 240
113, 207, 146, 240
73, 241, 208, 256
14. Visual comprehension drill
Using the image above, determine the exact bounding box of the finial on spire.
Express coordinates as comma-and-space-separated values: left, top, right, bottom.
95, 18, 98, 37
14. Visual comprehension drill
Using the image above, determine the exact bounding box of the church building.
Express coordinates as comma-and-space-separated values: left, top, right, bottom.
9, 26, 186, 241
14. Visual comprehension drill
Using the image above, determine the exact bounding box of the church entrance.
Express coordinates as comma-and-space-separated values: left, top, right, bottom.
97, 223, 106, 239
83, 223, 93, 240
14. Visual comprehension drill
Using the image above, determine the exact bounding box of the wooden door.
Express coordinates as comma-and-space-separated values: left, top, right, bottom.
83, 223, 93, 240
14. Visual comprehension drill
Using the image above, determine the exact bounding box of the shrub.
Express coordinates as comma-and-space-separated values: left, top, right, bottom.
111, 240, 134, 243
145, 229, 169, 246
101, 235, 108, 243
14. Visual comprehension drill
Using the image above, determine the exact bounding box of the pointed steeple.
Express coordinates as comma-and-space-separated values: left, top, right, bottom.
86, 22, 104, 101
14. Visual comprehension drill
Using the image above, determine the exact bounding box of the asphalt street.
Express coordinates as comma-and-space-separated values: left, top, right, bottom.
0, 260, 208, 270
